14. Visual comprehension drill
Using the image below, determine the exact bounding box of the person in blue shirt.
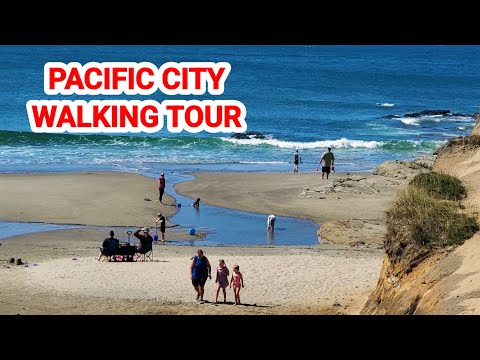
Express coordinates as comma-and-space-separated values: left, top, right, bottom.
190, 249, 212, 304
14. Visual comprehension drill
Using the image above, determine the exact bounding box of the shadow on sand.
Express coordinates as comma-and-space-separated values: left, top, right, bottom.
206, 300, 271, 308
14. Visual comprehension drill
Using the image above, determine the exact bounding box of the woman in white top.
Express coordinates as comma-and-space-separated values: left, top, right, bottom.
267, 214, 276, 231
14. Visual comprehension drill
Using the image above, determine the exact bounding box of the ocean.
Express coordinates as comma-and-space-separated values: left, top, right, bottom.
0, 45, 479, 245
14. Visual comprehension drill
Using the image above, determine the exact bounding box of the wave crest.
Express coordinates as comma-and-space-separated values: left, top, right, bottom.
377, 103, 396, 107
221, 137, 383, 149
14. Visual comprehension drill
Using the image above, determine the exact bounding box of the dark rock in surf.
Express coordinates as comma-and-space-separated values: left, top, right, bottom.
231, 131, 266, 139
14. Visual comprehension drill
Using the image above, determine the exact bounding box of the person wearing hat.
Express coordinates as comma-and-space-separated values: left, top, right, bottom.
134, 227, 153, 254
158, 173, 166, 204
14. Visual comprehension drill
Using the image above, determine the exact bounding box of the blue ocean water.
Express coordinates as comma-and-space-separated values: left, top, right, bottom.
1, 45, 479, 174
0, 45, 479, 245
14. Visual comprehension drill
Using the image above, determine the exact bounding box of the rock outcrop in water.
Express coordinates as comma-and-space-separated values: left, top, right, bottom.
381, 110, 477, 119
231, 131, 266, 139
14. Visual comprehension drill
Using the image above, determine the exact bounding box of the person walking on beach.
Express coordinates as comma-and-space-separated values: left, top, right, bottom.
158, 173, 166, 203
156, 213, 166, 241
230, 264, 244, 305
293, 149, 302, 173
213, 259, 230, 304
190, 249, 212, 304
320, 147, 335, 179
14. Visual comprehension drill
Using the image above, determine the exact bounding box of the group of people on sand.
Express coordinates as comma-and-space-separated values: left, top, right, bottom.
98, 228, 154, 261
99, 171, 202, 260
190, 249, 245, 305
293, 147, 335, 179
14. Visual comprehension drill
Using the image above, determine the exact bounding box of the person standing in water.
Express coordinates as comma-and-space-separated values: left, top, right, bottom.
267, 214, 276, 231
293, 150, 302, 173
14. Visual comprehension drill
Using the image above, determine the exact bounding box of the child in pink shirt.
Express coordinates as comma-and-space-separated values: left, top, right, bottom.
213, 259, 230, 304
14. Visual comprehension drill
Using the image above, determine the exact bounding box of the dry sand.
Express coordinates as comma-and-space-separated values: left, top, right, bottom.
0, 171, 388, 315
0, 171, 178, 227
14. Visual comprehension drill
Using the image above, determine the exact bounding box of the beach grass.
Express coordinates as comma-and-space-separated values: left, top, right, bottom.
385, 173, 479, 267
409, 172, 466, 201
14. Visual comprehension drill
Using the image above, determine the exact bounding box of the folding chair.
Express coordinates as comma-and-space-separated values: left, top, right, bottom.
98, 247, 114, 262
98, 236, 120, 262
135, 248, 153, 262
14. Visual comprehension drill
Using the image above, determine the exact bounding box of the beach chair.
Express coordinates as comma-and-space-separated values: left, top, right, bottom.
135, 248, 153, 262
98, 237, 120, 262
98, 247, 115, 262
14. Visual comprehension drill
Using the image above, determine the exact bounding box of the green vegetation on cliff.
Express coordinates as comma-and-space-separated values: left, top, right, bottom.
409, 172, 466, 201
384, 172, 478, 270
435, 135, 480, 154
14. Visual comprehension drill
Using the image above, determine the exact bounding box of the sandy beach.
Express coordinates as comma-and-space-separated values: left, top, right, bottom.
0, 171, 389, 315
174, 171, 401, 225
0, 171, 178, 227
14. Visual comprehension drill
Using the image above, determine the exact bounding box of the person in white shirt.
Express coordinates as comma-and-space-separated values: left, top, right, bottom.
267, 214, 276, 231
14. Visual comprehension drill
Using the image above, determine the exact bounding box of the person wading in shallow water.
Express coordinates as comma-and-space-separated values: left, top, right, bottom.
267, 214, 276, 231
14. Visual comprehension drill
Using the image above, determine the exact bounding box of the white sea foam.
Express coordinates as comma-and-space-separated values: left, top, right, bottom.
221, 137, 383, 149
376, 103, 396, 107
400, 115, 474, 125
239, 161, 287, 164
449, 116, 476, 122
399, 117, 420, 126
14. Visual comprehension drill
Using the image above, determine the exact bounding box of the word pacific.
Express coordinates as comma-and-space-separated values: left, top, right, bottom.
44, 61, 231, 95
